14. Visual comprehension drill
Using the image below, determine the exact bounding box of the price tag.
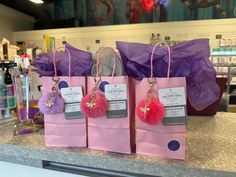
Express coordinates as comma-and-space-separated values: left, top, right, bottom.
105, 84, 127, 118
61, 87, 84, 119
165, 36, 171, 41
158, 87, 186, 125
216, 34, 222, 39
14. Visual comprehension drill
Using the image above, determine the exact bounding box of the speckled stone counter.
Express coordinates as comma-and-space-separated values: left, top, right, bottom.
0, 112, 235, 177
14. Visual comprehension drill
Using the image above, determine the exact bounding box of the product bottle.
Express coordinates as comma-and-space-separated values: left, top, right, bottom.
5, 67, 13, 84
4, 67, 14, 118
0, 68, 4, 119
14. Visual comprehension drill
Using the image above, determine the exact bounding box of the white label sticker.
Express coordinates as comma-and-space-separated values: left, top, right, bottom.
158, 87, 186, 106
165, 106, 185, 117
65, 103, 81, 113
108, 101, 127, 111
64, 102, 84, 119
61, 87, 83, 103
105, 84, 127, 101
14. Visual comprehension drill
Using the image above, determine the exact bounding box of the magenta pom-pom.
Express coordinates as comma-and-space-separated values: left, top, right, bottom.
80, 92, 109, 118
136, 98, 165, 125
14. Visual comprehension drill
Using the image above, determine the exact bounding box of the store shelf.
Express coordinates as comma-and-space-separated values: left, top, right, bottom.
211, 55, 236, 57
217, 72, 236, 75
0, 106, 16, 111
228, 105, 236, 113
210, 54, 236, 57
213, 64, 236, 67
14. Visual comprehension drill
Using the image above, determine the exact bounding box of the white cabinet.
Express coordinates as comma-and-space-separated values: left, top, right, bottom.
0, 161, 85, 177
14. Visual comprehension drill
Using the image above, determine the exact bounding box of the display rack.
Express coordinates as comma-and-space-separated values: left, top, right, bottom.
210, 52, 236, 93
210, 49, 236, 112
0, 62, 17, 119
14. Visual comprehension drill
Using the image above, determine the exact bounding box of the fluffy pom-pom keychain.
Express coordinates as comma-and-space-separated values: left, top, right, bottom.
137, 98, 164, 125
38, 92, 64, 114
136, 79, 165, 125
38, 77, 65, 115
80, 78, 109, 118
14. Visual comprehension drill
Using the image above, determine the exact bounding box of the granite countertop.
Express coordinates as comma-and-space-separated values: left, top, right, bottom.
0, 112, 235, 177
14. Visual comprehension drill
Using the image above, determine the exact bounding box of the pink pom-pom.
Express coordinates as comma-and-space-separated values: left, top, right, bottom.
80, 92, 109, 118
136, 98, 165, 125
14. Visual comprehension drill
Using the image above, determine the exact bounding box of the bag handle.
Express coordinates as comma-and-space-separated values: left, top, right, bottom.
95, 47, 117, 80
150, 41, 171, 79
52, 46, 72, 78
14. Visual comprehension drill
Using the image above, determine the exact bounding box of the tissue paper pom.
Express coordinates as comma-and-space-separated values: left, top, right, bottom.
38, 93, 64, 114
80, 92, 109, 118
136, 98, 164, 125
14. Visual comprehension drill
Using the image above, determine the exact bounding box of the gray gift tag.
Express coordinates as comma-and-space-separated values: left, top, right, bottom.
107, 100, 127, 118
64, 102, 84, 120
162, 105, 187, 126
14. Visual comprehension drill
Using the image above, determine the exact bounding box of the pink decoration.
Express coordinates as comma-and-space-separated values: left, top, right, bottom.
80, 92, 109, 118
136, 98, 164, 125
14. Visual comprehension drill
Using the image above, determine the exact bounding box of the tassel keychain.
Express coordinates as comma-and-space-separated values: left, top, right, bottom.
39, 77, 65, 114
136, 78, 164, 125
80, 77, 109, 118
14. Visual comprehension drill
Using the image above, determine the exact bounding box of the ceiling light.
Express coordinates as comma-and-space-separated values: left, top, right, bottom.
29, 0, 44, 4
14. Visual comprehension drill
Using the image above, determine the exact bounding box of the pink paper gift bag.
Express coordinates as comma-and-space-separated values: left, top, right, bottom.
135, 42, 186, 160
86, 47, 135, 154
41, 47, 87, 147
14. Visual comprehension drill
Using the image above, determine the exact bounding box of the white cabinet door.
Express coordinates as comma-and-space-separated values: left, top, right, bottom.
0, 161, 85, 177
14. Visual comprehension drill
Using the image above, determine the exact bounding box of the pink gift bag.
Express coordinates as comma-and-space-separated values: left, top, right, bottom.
41, 47, 87, 147
86, 47, 135, 154
135, 42, 186, 160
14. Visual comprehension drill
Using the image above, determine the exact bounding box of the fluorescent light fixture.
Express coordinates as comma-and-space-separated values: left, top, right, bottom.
29, 0, 44, 4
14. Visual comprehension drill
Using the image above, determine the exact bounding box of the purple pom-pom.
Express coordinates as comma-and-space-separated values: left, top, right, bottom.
38, 93, 64, 114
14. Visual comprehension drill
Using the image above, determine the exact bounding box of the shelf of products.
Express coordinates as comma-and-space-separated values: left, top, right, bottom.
210, 47, 236, 112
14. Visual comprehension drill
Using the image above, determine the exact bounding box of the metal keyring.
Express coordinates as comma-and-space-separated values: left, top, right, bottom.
148, 78, 156, 87
52, 76, 60, 84
94, 76, 102, 85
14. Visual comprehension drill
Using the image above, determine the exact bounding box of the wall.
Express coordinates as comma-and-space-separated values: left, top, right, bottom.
0, 4, 35, 42
13, 18, 236, 53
